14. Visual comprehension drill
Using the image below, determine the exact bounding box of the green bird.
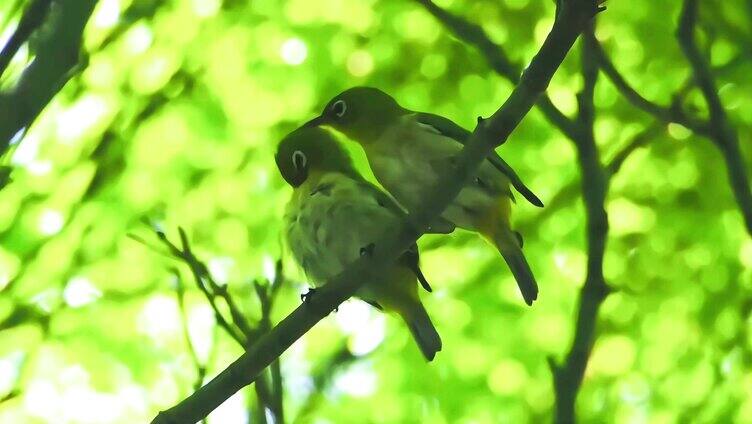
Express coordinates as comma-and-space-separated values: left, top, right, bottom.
276, 126, 442, 361
305, 87, 543, 305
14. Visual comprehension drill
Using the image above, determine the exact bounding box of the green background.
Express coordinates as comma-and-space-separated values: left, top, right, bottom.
1, 0, 751, 422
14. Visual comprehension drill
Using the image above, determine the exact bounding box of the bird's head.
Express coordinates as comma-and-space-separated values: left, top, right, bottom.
275, 126, 357, 188
304, 86, 406, 144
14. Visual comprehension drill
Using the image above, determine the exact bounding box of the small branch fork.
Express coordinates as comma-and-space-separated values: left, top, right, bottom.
132, 226, 287, 423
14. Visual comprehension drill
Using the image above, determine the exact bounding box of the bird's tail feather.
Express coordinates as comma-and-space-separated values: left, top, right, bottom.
493, 229, 538, 306
401, 302, 442, 361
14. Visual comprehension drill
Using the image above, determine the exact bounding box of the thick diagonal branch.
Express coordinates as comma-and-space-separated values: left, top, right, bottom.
0, 0, 98, 154
151, 2, 603, 423
0, 0, 52, 78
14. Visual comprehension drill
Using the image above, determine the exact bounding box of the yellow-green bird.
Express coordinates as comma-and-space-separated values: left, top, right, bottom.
276, 126, 442, 360
305, 87, 543, 305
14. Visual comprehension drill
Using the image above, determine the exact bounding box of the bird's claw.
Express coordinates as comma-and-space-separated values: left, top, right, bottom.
301, 287, 317, 303
301, 288, 338, 312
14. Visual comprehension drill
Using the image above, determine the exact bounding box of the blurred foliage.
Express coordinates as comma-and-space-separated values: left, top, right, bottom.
0, 0, 751, 423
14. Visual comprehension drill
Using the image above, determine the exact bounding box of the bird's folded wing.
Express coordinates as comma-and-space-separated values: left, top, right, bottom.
357, 180, 455, 234
413, 112, 544, 208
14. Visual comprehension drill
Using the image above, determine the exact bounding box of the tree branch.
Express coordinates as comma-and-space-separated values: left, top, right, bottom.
414, 9, 614, 417
149, 228, 285, 423
0, 0, 98, 155
253, 280, 285, 423
517, 122, 662, 234
154, 229, 248, 346
151, 2, 603, 423
0, 389, 20, 405
0, 0, 52, 79
591, 38, 710, 136
174, 270, 209, 393
676, 0, 752, 235
413, 0, 582, 141
174, 271, 214, 424
589, 6, 752, 236
548, 22, 611, 423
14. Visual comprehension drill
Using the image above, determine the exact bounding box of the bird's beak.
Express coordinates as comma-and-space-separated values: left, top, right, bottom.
304, 115, 326, 128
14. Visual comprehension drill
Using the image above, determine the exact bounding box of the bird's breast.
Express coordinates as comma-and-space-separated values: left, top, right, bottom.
284, 174, 401, 287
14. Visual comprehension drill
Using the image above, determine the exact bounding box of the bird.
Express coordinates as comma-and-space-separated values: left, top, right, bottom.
275, 126, 442, 360
304, 86, 542, 306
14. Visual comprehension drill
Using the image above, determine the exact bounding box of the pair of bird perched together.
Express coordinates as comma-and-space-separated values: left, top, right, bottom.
275, 87, 544, 361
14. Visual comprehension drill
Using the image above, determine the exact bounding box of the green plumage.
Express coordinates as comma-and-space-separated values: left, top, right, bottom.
276, 127, 442, 360
307, 86, 540, 305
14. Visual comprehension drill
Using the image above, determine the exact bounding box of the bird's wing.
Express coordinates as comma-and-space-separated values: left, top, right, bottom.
355, 180, 435, 292
357, 180, 455, 235
413, 112, 544, 208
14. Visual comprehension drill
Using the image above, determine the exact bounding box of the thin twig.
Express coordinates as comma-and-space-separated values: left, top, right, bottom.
174, 270, 207, 392
604, 123, 662, 177
174, 271, 209, 424
0, 353, 27, 406
0, 389, 20, 405
256, 282, 285, 423
176, 228, 259, 341
412, 0, 581, 141
151, 2, 603, 422
149, 227, 286, 423
591, 38, 710, 136
590, 8, 752, 236
154, 228, 247, 346
517, 122, 662, 234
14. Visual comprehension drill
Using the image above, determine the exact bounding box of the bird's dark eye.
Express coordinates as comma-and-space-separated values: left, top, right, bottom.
292, 150, 307, 171
331, 100, 347, 118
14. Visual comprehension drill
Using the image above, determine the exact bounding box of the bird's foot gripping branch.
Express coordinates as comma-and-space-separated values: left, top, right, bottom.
151, 1, 605, 423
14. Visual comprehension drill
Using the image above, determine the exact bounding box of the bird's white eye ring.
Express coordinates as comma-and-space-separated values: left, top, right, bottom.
292, 150, 307, 171
332, 99, 347, 118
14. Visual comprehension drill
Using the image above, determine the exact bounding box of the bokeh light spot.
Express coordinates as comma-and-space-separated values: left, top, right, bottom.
488, 359, 528, 395
347, 50, 374, 77
63, 276, 102, 308
92, 0, 121, 29
280, 38, 308, 65
334, 364, 377, 398
38, 209, 65, 236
